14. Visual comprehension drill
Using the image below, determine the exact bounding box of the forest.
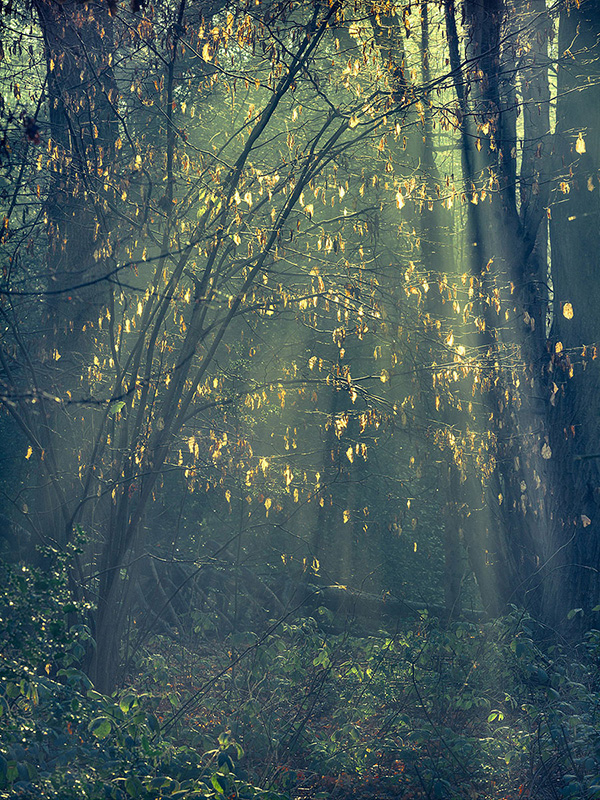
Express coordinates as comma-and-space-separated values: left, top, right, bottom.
1, 0, 600, 796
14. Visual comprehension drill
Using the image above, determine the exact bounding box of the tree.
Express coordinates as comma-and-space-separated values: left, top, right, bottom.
3, 0, 600, 696
544, 0, 600, 624
2, 0, 445, 689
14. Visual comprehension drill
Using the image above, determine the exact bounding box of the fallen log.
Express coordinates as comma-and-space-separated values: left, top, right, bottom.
299, 584, 483, 630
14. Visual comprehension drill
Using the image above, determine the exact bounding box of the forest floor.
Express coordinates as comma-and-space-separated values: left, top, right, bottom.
1, 562, 596, 800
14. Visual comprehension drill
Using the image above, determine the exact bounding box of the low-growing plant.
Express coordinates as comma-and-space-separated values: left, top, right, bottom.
0, 556, 288, 800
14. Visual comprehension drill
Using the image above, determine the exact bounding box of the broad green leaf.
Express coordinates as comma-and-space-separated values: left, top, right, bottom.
89, 716, 112, 738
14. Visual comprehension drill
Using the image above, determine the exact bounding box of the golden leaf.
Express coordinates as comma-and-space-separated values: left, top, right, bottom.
284, 466, 293, 486
562, 302, 574, 319
541, 442, 552, 459
343, 509, 350, 524
25, 445, 33, 460
575, 132, 586, 154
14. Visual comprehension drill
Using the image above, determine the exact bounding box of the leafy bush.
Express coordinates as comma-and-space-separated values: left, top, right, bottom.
5, 551, 600, 800
0, 556, 288, 800
135, 607, 600, 800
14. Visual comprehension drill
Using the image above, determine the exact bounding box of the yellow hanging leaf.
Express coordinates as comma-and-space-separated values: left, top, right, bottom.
541, 442, 552, 459
25, 445, 33, 460
343, 509, 351, 524
575, 132, 586, 154
563, 302, 574, 320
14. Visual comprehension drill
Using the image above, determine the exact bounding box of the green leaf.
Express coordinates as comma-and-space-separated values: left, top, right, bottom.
146, 713, 160, 733
120, 695, 136, 713
89, 716, 112, 738
125, 775, 144, 797
109, 400, 126, 416
5, 682, 20, 699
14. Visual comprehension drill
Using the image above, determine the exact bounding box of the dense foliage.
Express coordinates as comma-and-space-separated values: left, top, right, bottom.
5, 556, 600, 799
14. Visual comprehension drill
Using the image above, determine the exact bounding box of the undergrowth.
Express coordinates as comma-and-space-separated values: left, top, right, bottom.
3, 557, 600, 800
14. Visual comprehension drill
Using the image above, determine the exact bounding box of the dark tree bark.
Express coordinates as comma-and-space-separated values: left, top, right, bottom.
445, 0, 553, 616
35, 0, 118, 356
544, 0, 600, 626
29, 0, 120, 550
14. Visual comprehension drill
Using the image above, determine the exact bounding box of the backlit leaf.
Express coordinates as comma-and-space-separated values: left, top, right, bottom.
541, 442, 552, 459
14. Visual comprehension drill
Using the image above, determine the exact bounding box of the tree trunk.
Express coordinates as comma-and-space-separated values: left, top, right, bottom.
445, 0, 553, 616
545, 0, 600, 626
